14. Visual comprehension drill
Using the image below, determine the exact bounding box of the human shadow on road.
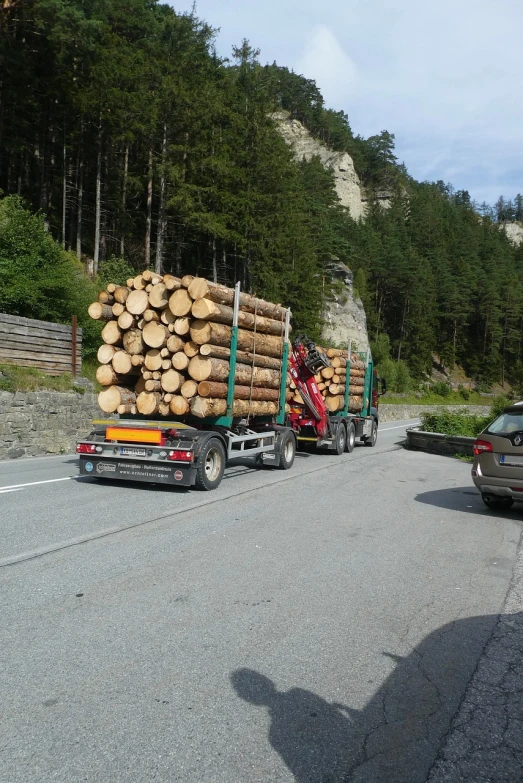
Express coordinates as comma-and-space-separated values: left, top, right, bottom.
231, 611, 522, 782
415, 485, 523, 519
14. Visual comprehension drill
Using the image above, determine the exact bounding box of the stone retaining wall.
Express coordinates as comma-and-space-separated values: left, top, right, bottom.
0, 391, 101, 460
378, 404, 491, 423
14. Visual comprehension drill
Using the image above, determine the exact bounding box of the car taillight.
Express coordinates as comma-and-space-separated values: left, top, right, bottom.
473, 439, 493, 456
77, 443, 96, 454
167, 450, 193, 462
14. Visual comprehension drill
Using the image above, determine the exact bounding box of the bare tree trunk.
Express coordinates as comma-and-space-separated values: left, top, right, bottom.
76, 150, 83, 261
92, 116, 102, 277
120, 143, 128, 257
397, 300, 408, 361
155, 125, 167, 274
145, 145, 153, 268
61, 134, 67, 248
212, 237, 217, 283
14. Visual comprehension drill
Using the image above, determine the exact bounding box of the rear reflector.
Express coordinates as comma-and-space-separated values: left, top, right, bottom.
473, 439, 493, 455
77, 443, 96, 454
106, 427, 164, 445
167, 450, 194, 462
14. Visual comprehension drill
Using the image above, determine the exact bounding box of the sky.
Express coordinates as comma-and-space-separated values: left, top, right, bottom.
171, 0, 523, 206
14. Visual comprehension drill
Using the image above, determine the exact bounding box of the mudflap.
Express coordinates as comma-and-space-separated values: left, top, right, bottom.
79, 457, 196, 486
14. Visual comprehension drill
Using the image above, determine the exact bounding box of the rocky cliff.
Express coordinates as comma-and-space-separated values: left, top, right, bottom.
272, 111, 367, 221
502, 221, 523, 246
273, 111, 370, 350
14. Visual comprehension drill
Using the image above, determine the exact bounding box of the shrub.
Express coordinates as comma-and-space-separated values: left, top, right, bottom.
421, 410, 491, 437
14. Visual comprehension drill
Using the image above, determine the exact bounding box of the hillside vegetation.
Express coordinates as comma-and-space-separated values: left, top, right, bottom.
1, 0, 522, 389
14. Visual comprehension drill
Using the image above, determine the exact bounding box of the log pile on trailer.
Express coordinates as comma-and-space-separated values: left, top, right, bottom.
288, 346, 367, 413
88, 271, 291, 419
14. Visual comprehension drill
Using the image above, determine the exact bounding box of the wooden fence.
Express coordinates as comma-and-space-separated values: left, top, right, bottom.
0, 313, 82, 375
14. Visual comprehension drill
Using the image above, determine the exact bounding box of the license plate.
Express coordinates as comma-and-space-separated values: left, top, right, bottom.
120, 446, 147, 457
500, 454, 523, 466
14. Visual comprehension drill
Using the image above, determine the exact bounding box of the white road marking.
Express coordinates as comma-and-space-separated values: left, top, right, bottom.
0, 476, 88, 492
380, 423, 418, 431
0, 488, 23, 494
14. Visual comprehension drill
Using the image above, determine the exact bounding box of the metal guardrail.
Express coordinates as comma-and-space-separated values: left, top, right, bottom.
406, 426, 476, 456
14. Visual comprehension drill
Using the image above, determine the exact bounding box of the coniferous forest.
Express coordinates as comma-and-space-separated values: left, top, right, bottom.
1, 0, 523, 387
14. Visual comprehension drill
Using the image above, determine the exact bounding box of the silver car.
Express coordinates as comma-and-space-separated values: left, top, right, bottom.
472, 401, 523, 510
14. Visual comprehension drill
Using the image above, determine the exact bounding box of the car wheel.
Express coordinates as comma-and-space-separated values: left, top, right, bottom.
364, 420, 378, 447
194, 438, 225, 490
345, 422, 356, 453
481, 494, 514, 511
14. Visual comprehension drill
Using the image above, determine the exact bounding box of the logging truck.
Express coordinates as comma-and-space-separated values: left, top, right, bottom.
78, 279, 381, 490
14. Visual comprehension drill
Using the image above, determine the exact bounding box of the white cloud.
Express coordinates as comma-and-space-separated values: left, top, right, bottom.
295, 25, 357, 109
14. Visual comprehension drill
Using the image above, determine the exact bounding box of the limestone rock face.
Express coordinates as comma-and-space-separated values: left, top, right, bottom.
272, 111, 366, 221
321, 263, 369, 353
502, 222, 523, 246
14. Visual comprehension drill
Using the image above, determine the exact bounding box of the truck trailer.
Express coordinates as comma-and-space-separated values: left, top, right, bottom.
77, 284, 381, 490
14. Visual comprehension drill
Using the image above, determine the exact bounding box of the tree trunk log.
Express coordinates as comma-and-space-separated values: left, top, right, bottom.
197, 381, 282, 401
168, 289, 193, 316
112, 303, 125, 317
97, 344, 117, 364
136, 391, 162, 415
126, 289, 149, 315
191, 397, 281, 418
174, 317, 191, 335
145, 379, 162, 392
187, 278, 287, 321
190, 321, 283, 358
199, 343, 282, 370
181, 380, 198, 399
181, 274, 194, 288
96, 366, 137, 386
117, 403, 137, 415
188, 356, 281, 388
117, 311, 135, 330
131, 355, 145, 367
161, 369, 183, 393
166, 335, 185, 353
144, 349, 163, 371
163, 274, 182, 291
101, 321, 122, 346
98, 290, 114, 305
142, 322, 168, 349
184, 341, 199, 357
148, 282, 169, 309
88, 302, 113, 321
160, 308, 176, 325
191, 299, 285, 336
143, 309, 160, 323
122, 329, 145, 355
98, 385, 136, 413
112, 350, 137, 375
169, 396, 190, 416
113, 286, 130, 304
171, 352, 189, 371
320, 367, 334, 379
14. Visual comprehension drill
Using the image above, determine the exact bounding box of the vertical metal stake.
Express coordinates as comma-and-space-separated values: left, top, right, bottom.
343, 340, 352, 416
277, 308, 291, 425
226, 282, 241, 421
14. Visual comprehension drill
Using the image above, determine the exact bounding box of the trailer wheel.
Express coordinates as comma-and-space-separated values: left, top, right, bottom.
345, 422, 356, 453
334, 424, 346, 455
194, 438, 225, 490
278, 431, 296, 470
364, 420, 378, 447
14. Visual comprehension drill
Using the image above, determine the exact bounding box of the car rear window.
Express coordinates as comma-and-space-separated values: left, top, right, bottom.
486, 412, 523, 435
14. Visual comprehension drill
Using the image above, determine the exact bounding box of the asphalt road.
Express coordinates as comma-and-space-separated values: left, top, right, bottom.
1, 420, 522, 783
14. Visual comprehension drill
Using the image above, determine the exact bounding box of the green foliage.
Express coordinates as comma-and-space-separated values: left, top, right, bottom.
430, 382, 451, 398
0, 364, 85, 393
420, 410, 491, 437
97, 257, 135, 288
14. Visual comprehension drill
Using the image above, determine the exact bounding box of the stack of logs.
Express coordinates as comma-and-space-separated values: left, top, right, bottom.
88, 271, 291, 419
288, 347, 367, 413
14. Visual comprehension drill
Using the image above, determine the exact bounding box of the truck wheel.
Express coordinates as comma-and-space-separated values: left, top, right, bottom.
364, 420, 378, 447
194, 438, 225, 490
345, 422, 356, 453
278, 431, 296, 470
334, 424, 346, 455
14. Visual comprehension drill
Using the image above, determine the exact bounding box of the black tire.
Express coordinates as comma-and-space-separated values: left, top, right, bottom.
278, 430, 296, 470
334, 424, 346, 455
194, 438, 226, 490
345, 422, 356, 453
364, 420, 378, 447
481, 494, 514, 511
